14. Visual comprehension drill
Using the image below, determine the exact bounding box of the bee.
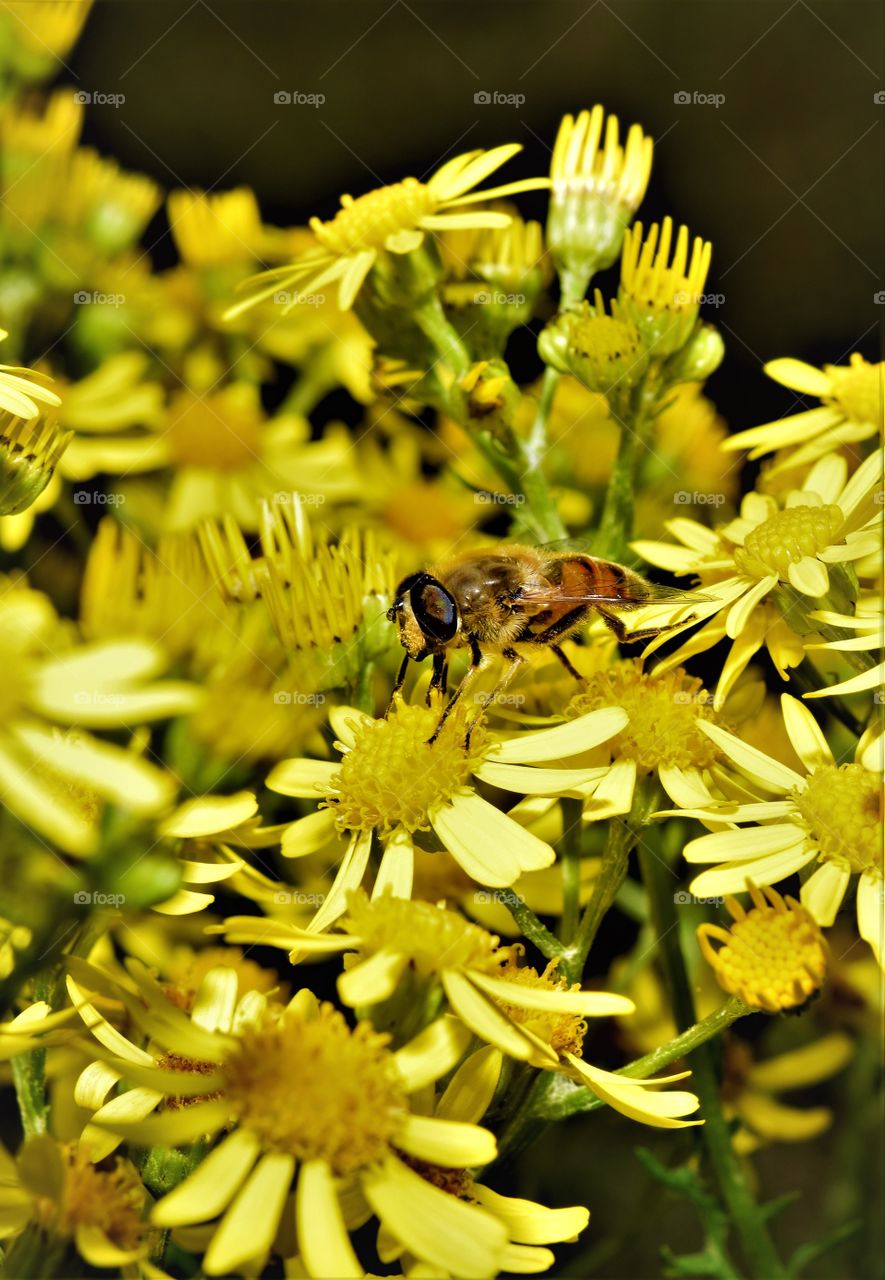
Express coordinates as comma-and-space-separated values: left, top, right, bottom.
386, 544, 706, 742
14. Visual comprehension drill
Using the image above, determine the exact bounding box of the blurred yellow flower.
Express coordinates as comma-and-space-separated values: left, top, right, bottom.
227, 144, 549, 315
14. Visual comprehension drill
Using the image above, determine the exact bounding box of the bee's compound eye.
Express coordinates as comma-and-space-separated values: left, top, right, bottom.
411, 580, 458, 643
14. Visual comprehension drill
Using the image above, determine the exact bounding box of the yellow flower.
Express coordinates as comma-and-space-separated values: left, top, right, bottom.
697, 883, 828, 1012
0, 1136, 148, 1270
154, 790, 286, 915
803, 594, 884, 700
267, 700, 628, 914
722, 1032, 853, 1154
548, 106, 653, 285
619, 217, 712, 355
63, 380, 363, 530
168, 186, 288, 269
0, 575, 198, 854
0, 2, 92, 78
633, 451, 883, 707
221, 891, 701, 1130
672, 694, 883, 965
226, 144, 549, 315
0, 329, 62, 420
722, 354, 884, 471
0, 409, 70, 518
562, 658, 724, 813
69, 960, 520, 1278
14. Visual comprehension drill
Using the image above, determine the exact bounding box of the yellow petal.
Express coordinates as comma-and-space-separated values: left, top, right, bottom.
800, 861, 850, 926
748, 1033, 853, 1092
281, 808, 338, 857
75, 1224, 145, 1267
160, 791, 258, 838
204, 1151, 294, 1275
763, 358, 831, 396
857, 874, 884, 968
361, 1155, 506, 1280
337, 949, 408, 1007
296, 1158, 363, 1279
565, 1056, 702, 1128
372, 829, 414, 899
468, 970, 634, 1018
266, 759, 338, 797
436, 1045, 503, 1124
441, 970, 533, 1061
472, 1184, 589, 1244
396, 1113, 497, 1167
432, 793, 553, 886
382, 1018, 466, 1100
153, 1130, 261, 1226
489, 708, 628, 764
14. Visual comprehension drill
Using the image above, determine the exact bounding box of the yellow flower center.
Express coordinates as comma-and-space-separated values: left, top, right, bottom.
697, 885, 827, 1013
165, 389, 263, 470
794, 763, 883, 875
566, 659, 719, 772
493, 954, 587, 1056
58, 1144, 144, 1251
733, 503, 844, 580
325, 702, 486, 836
567, 313, 645, 387
343, 889, 500, 976
312, 180, 435, 256
826, 359, 882, 428
223, 1003, 405, 1174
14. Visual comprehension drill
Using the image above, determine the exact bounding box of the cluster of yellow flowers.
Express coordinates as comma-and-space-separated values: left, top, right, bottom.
0, 5, 881, 1278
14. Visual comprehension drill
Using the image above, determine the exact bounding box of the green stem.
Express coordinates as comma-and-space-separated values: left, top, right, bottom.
11, 1050, 47, 1138
416, 295, 567, 543
497, 888, 565, 962
349, 660, 375, 715
412, 295, 471, 378
638, 844, 788, 1279
561, 782, 660, 982
558, 798, 582, 942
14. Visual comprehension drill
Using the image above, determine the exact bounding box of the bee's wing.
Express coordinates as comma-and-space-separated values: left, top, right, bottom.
519, 580, 712, 609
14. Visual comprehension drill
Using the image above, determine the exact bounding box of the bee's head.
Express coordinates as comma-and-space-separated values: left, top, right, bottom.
387, 573, 459, 659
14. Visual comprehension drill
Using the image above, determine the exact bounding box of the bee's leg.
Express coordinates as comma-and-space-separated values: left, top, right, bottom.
428, 639, 482, 745
598, 607, 696, 645
549, 642, 584, 684
385, 653, 410, 717
426, 653, 448, 705
464, 647, 525, 750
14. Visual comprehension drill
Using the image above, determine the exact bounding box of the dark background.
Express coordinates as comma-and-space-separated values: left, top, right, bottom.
71, 0, 884, 436
64, 4, 883, 1277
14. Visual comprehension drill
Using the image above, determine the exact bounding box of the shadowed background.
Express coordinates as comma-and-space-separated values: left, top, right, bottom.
65, 3, 884, 1276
